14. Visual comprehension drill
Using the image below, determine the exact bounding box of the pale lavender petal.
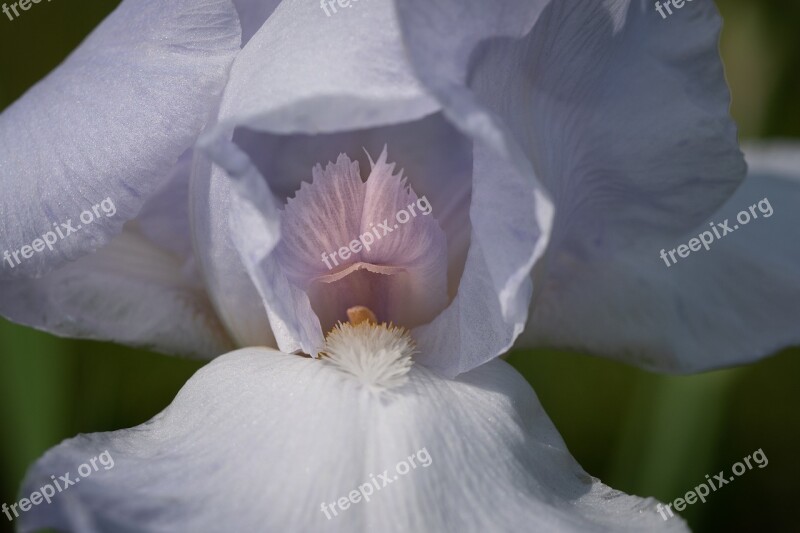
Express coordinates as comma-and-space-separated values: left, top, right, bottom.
0, 0, 241, 280
202, 0, 439, 140
136, 150, 194, 259
521, 143, 800, 372
203, 136, 325, 355
194, 0, 443, 354
191, 145, 281, 352
198, 0, 551, 375
414, 142, 553, 376
397, 0, 745, 252
0, 230, 233, 358
19, 348, 687, 533
393, 0, 749, 373
0, 152, 234, 356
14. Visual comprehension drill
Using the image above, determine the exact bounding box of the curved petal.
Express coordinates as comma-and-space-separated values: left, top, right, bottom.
20, 348, 686, 533
396, 0, 745, 253
0, 150, 234, 357
520, 143, 800, 372
414, 141, 553, 377
394, 0, 747, 375
0, 0, 241, 280
190, 149, 278, 350
203, 0, 439, 139
198, 0, 554, 376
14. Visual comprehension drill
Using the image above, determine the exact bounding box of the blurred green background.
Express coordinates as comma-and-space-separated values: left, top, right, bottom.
1, 1, 798, 532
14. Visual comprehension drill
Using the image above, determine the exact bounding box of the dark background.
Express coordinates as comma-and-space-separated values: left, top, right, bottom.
1, 1, 799, 532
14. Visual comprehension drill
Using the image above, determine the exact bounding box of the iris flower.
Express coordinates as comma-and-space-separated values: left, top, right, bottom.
1, 0, 798, 531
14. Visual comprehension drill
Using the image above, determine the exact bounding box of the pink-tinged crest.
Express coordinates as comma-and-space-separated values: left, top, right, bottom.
275, 147, 448, 333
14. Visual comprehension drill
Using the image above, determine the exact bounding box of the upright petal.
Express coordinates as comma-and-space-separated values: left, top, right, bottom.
190, 150, 278, 350
397, 0, 745, 251
414, 141, 553, 377
198, 0, 554, 376
193, 0, 443, 355
20, 348, 686, 533
395, 0, 748, 373
521, 144, 800, 372
204, 0, 439, 138
0, 0, 241, 280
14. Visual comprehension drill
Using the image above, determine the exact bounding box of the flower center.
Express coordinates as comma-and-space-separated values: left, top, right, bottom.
321, 305, 416, 391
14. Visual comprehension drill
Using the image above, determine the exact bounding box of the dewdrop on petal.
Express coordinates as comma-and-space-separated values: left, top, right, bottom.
321, 306, 416, 392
